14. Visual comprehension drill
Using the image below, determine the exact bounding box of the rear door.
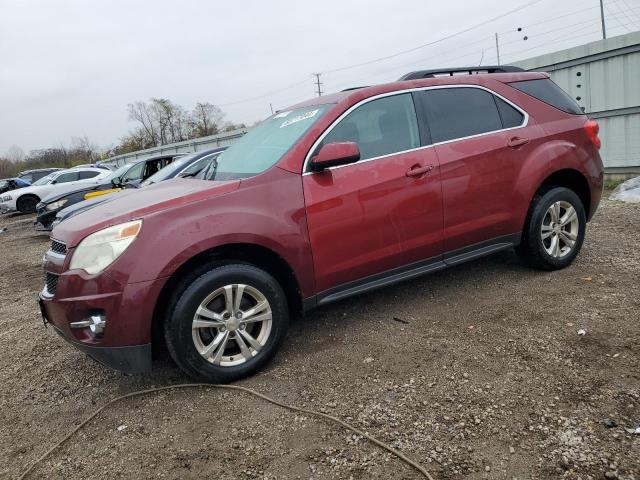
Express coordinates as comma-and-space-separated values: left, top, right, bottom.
302, 92, 443, 293
416, 86, 535, 254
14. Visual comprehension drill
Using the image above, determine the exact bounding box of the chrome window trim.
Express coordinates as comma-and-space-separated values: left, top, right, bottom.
302, 84, 529, 175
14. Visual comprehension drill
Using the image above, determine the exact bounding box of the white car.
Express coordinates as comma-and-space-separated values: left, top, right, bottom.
0, 167, 110, 214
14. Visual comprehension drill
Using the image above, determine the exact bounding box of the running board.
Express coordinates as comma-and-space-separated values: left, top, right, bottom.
309, 233, 520, 309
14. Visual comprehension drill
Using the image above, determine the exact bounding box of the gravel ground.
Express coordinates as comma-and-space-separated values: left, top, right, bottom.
0, 197, 638, 480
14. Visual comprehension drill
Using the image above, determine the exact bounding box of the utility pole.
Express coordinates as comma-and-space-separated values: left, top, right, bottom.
269, 103, 274, 115
495, 32, 501, 65
599, 0, 607, 39
313, 73, 323, 97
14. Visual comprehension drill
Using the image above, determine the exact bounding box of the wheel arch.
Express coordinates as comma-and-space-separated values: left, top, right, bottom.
151, 242, 303, 353
16, 192, 41, 209
532, 168, 591, 220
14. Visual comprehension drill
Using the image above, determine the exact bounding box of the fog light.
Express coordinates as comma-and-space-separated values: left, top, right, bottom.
70, 315, 106, 335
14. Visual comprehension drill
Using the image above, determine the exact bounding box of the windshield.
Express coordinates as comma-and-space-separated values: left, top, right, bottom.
32, 173, 56, 186
198, 105, 327, 181
107, 164, 134, 181
140, 154, 196, 186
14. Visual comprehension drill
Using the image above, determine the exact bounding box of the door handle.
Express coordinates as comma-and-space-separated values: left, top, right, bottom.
507, 136, 529, 148
406, 164, 434, 178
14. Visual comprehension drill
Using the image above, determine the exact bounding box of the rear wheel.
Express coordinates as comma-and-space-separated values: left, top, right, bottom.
517, 187, 586, 270
17, 195, 39, 213
164, 264, 289, 383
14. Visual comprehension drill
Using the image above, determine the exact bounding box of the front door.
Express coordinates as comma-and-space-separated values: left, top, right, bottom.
302, 92, 444, 293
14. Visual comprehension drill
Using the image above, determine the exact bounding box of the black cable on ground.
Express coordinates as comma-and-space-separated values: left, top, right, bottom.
17, 383, 435, 480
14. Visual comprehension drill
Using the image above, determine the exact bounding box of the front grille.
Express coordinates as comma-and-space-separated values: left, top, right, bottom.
45, 272, 59, 296
50, 239, 67, 255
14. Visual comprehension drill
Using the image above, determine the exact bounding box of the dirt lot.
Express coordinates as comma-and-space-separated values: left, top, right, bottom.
0, 197, 638, 480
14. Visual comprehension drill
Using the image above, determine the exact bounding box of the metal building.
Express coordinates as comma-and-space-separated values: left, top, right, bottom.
515, 31, 640, 175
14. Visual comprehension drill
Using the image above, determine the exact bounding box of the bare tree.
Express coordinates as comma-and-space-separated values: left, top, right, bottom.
191, 102, 224, 138
5, 145, 25, 163
71, 136, 100, 162
127, 101, 159, 147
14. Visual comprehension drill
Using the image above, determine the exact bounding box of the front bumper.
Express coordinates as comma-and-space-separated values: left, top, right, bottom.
40, 299, 151, 373
40, 246, 166, 374
34, 208, 56, 231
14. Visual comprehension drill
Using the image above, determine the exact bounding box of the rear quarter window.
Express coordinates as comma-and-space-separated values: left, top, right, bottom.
509, 79, 583, 115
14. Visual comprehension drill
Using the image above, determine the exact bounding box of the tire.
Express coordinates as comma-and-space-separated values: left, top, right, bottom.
17, 195, 40, 214
517, 187, 586, 270
164, 264, 289, 383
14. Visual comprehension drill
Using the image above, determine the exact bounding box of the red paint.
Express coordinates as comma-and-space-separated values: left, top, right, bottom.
41, 71, 604, 366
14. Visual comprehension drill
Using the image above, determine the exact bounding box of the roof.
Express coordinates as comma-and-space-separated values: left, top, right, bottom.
285, 70, 547, 111
18, 167, 63, 174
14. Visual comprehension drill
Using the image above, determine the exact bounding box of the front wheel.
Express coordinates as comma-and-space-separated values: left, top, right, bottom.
517, 187, 586, 270
17, 195, 39, 213
165, 264, 289, 383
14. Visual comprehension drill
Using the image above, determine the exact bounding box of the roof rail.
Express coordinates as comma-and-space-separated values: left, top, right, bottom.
341, 86, 369, 92
399, 65, 524, 80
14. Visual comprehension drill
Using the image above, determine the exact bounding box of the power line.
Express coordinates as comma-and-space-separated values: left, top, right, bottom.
496, 0, 633, 34
217, 76, 312, 107
218, 0, 638, 110
619, 0, 640, 26
323, 0, 545, 74
607, 0, 637, 31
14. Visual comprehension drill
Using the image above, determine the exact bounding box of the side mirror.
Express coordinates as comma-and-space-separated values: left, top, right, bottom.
111, 177, 121, 187
310, 142, 360, 172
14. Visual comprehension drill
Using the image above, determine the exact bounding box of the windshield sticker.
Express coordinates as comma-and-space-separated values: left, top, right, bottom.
274, 110, 291, 118
280, 109, 318, 128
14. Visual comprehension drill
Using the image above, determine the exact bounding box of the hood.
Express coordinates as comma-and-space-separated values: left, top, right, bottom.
41, 181, 111, 204
53, 178, 240, 247
57, 193, 114, 221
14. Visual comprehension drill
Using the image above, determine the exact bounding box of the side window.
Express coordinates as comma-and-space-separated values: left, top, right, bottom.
182, 155, 215, 176
420, 88, 503, 143
495, 97, 524, 128
122, 162, 145, 182
54, 172, 80, 183
321, 93, 420, 161
78, 170, 100, 179
144, 160, 161, 178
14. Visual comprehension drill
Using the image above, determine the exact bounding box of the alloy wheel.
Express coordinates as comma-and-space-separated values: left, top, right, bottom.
541, 200, 579, 258
191, 284, 273, 367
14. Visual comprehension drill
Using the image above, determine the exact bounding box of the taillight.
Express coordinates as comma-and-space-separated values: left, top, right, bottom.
584, 120, 601, 149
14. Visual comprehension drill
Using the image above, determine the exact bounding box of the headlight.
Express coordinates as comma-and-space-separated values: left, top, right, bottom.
1, 195, 11, 202
69, 220, 142, 274
46, 199, 68, 211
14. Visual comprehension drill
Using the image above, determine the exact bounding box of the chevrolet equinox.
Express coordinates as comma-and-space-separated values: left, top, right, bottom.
40, 66, 604, 382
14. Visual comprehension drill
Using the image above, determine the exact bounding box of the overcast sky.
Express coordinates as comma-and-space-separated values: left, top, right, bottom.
1, 0, 638, 154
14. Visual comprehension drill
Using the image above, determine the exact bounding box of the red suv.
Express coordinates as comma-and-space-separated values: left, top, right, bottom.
40, 67, 603, 382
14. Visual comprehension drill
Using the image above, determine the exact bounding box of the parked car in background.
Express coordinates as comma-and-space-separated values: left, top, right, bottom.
35, 153, 188, 230
17, 168, 62, 184
95, 161, 117, 171
0, 177, 31, 195
139, 147, 226, 187
40, 67, 603, 382
0, 167, 110, 213
72, 163, 113, 170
